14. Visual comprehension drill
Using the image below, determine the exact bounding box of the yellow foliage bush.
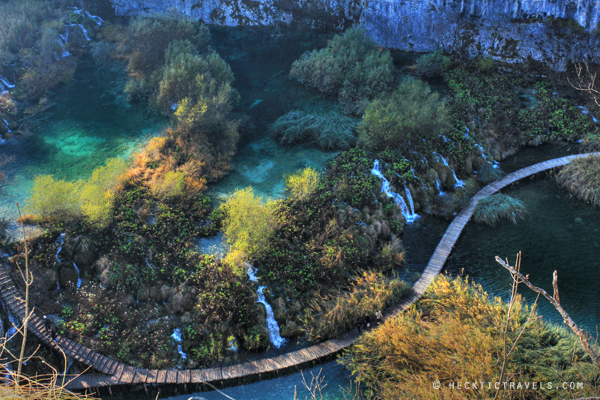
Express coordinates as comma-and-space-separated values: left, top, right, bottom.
284, 167, 320, 201
25, 175, 80, 222
342, 275, 600, 399
222, 187, 276, 273
79, 158, 127, 228
302, 271, 409, 341
150, 170, 185, 199
25, 158, 127, 228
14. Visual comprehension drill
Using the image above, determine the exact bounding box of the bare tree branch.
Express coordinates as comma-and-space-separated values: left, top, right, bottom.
495, 256, 600, 369
569, 61, 600, 108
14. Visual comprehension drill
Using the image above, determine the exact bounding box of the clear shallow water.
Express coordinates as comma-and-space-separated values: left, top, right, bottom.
207, 27, 339, 200
163, 360, 352, 400
447, 177, 600, 332
0, 58, 167, 221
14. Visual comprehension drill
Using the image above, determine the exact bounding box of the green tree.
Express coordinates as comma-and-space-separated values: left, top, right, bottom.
358, 79, 450, 149
150, 170, 185, 200
222, 188, 276, 273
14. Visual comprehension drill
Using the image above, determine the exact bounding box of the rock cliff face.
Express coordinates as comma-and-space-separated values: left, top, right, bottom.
110, 0, 600, 68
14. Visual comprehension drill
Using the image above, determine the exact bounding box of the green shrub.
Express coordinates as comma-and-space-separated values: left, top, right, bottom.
222, 187, 276, 272
555, 154, 600, 206
414, 51, 450, 77
126, 14, 210, 79
476, 163, 505, 184
269, 110, 357, 149
473, 194, 527, 226
341, 275, 600, 399
475, 55, 494, 72
284, 167, 320, 201
301, 271, 409, 341
289, 27, 394, 115
358, 79, 450, 149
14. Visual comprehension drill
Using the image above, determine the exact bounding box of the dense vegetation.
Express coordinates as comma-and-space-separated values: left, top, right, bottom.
473, 194, 527, 226
342, 275, 600, 399
3, 6, 599, 379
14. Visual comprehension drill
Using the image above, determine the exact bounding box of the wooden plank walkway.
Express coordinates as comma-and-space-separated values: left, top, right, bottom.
0, 153, 594, 390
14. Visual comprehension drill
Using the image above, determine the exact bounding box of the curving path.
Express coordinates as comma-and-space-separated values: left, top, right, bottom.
0, 153, 595, 391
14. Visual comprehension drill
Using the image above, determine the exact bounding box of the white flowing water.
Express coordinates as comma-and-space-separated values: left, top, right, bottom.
432, 170, 445, 195
246, 265, 287, 349
73, 7, 103, 26
3, 119, 11, 133
0, 75, 15, 93
228, 337, 239, 352
434, 153, 464, 188
171, 328, 188, 360
404, 187, 418, 218
371, 160, 419, 223
72, 262, 82, 289
55, 233, 65, 263
78, 24, 92, 41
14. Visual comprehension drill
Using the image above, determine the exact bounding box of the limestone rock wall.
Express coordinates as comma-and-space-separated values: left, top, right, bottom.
109, 0, 600, 69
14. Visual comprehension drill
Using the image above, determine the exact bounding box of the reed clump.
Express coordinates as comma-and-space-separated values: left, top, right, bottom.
341, 275, 600, 399
269, 110, 357, 150
473, 193, 527, 226
301, 271, 409, 342
555, 154, 600, 206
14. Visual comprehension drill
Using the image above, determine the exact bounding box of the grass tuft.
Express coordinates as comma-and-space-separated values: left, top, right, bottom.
473, 193, 527, 226
269, 110, 357, 150
555, 154, 600, 206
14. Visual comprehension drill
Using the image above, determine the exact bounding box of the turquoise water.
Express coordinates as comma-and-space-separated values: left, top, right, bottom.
0, 57, 167, 222
447, 176, 600, 332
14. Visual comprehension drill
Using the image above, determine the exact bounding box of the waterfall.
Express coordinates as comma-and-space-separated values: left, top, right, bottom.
434, 153, 464, 188
78, 24, 92, 41
55, 233, 65, 263
3, 119, 11, 133
371, 160, 419, 223
73, 8, 104, 26
246, 265, 286, 349
72, 262, 82, 289
433, 170, 445, 195
404, 187, 417, 216
228, 337, 238, 352
171, 328, 187, 360
0, 75, 15, 92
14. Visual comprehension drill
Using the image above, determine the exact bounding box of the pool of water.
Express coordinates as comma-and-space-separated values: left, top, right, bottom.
447, 176, 600, 332
207, 26, 340, 200
0, 57, 167, 222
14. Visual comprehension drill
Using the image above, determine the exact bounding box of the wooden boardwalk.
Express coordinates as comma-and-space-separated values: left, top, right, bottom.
0, 153, 594, 391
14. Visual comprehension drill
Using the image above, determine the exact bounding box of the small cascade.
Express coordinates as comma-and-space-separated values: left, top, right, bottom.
55, 233, 65, 263
433, 170, 445, 195
72, 262, 82, 289
3, 119, 11, 133
434, 153, 464, 188
404, 187, 418, 218
171, 328, 187, 360
371, 160, 419, 223
0, 75, 15, 93
73, 8, 103, 26
256, 286, 287, 349
246, 265, 286, 349
228, 336, 239, 352
78, 24, 92, 41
